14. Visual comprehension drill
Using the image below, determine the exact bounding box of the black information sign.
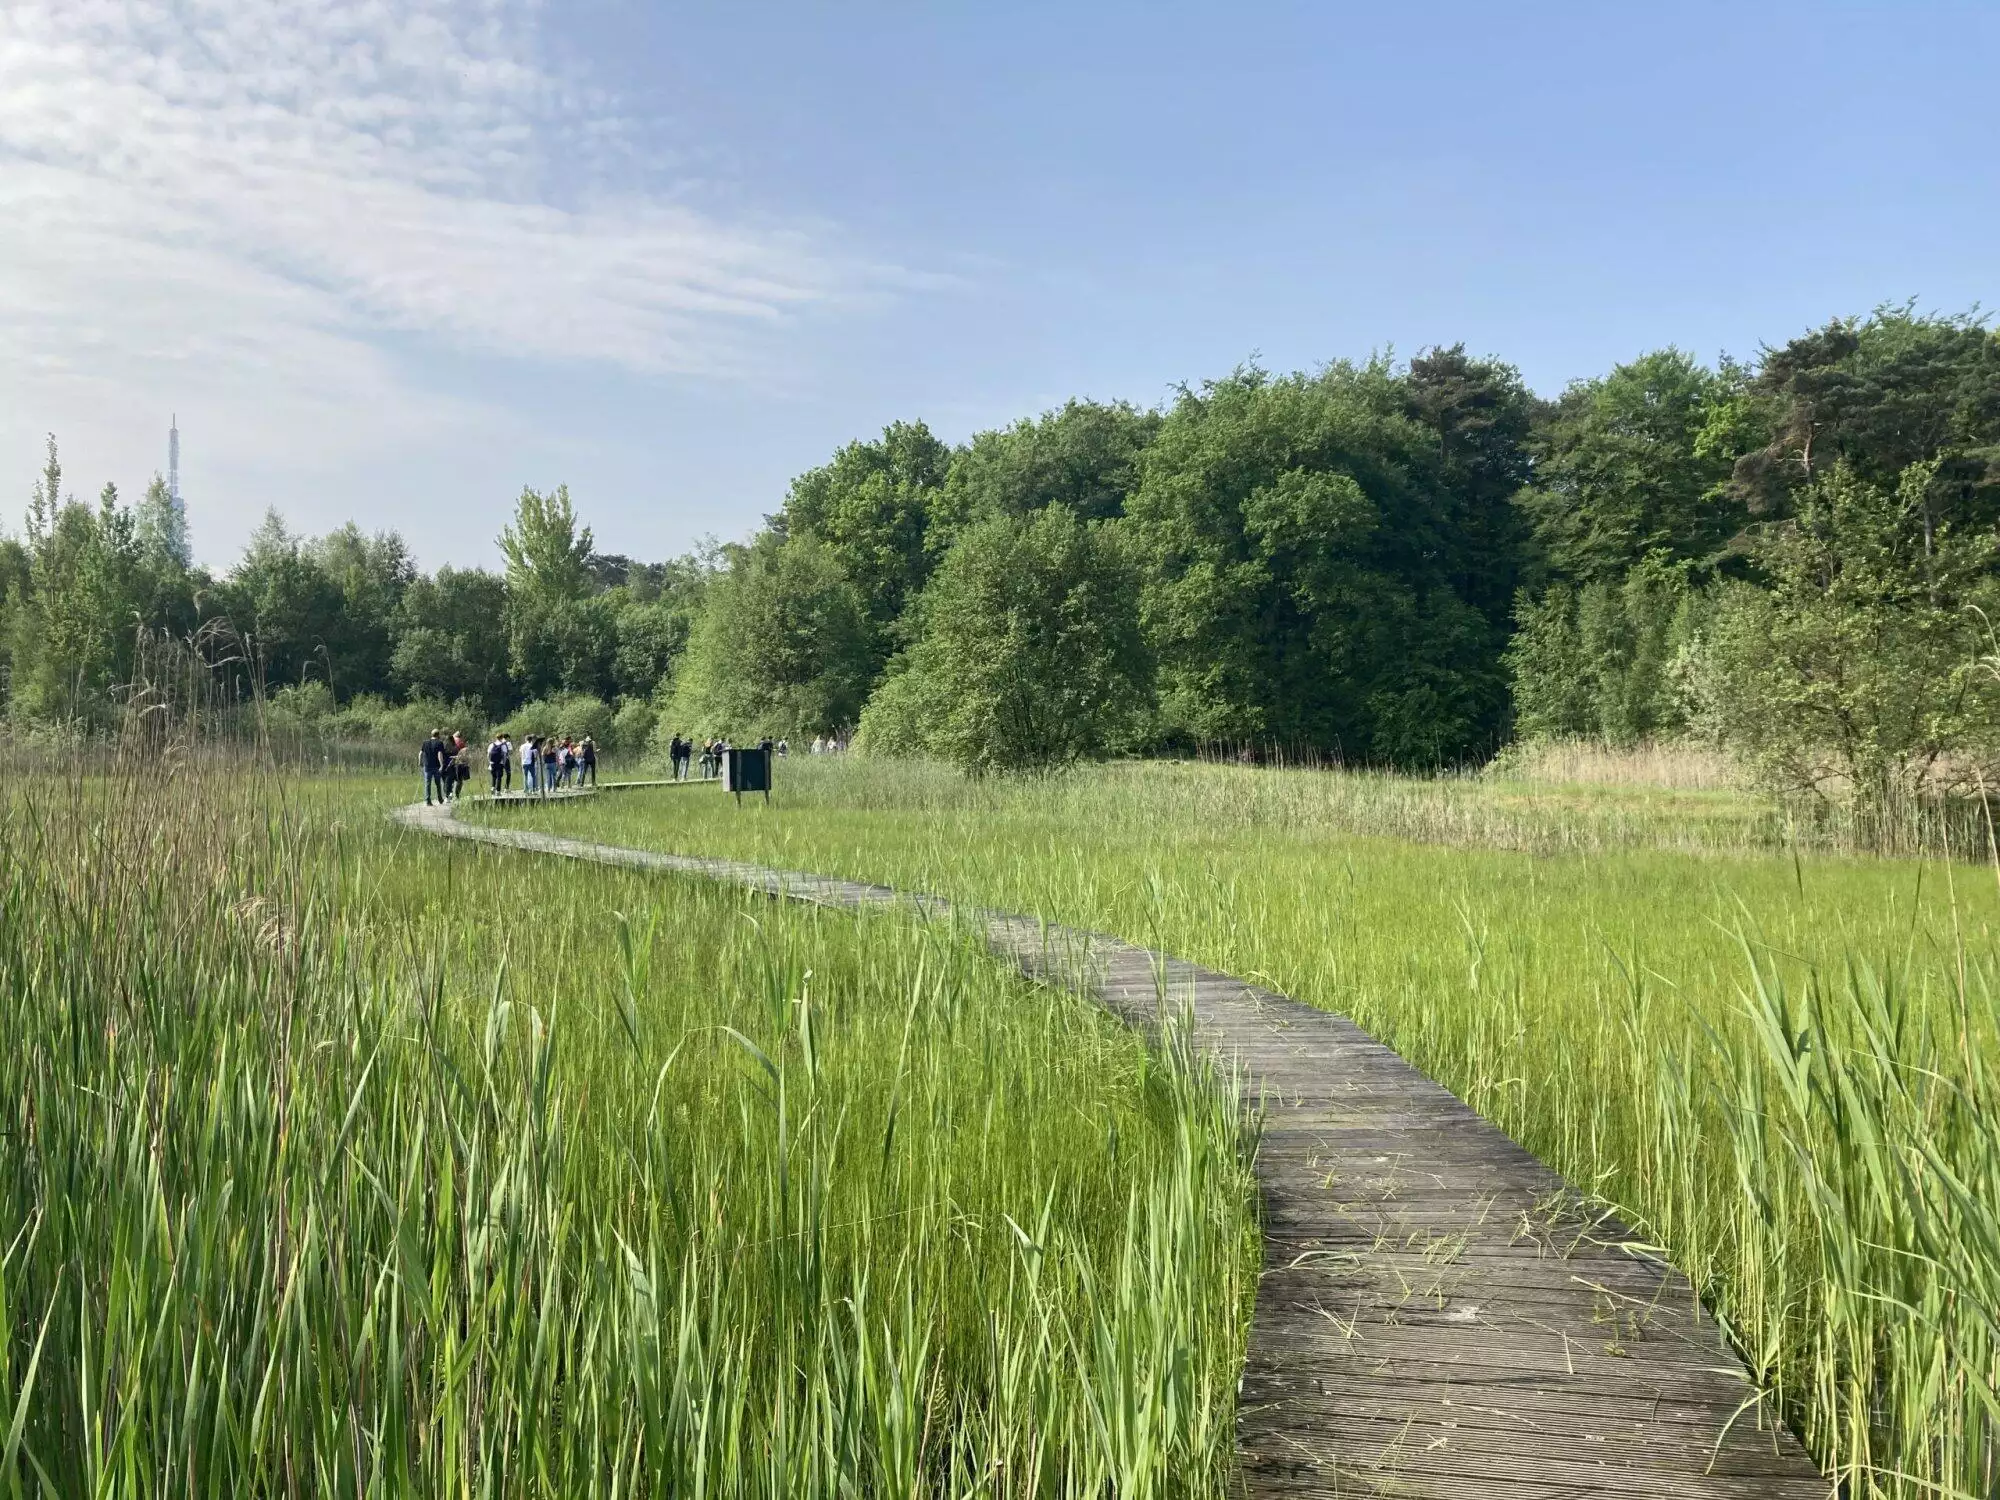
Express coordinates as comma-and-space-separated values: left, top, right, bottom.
723, 745, 772, 803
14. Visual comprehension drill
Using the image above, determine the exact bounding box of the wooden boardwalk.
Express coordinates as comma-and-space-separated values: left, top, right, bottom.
396, 789, 1828, 1498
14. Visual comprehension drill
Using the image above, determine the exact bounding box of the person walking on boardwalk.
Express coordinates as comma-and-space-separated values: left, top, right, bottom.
437, 735, 459, 802
487, 734, 507, 795
522, 736, 540, 795
497, 734, 513, 792
579, 735, 597, 787
420, 728, 447, 805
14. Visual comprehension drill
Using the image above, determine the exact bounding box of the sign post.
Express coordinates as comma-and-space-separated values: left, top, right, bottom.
723, 744, 772, 804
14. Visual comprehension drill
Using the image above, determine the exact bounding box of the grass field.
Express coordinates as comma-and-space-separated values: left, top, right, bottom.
477, 757, 2000, 1499
0, 766, 1258, 1496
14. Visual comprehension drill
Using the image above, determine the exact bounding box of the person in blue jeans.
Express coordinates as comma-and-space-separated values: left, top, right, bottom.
420, 729, 448, 805
523, 737, 540, 794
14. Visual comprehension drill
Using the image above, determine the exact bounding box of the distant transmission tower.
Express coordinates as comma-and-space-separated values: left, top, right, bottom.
168, 414, 180, 505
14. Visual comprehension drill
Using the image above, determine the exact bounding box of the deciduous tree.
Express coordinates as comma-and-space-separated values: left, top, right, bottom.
664, 534, 872, 740
1703, 459, 2000, 810
858, 506, 1149, 772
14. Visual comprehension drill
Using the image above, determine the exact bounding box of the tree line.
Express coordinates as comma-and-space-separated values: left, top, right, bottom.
5, 304, 1998, 808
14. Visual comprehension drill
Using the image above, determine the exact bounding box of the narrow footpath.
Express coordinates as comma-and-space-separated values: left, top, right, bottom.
395, 787, 1828, 1499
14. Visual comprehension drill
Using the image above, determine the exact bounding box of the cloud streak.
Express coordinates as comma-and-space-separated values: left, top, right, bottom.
0, 0, 856, 379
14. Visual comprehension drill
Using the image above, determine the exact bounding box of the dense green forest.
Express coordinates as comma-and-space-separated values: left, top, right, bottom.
5, 305, 1998, 810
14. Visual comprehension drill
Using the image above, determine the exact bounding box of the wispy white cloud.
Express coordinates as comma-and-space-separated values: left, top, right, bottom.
0, 0, 853, 374
0, 0, 878, 557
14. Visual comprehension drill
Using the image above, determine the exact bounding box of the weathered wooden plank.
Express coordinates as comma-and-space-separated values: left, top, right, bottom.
1238, 1373, 1796, 1443
396, 790, 1830, 1498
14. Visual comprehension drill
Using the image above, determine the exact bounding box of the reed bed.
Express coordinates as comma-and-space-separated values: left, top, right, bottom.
0, 766, 1259, 1496
713, 748, 1985, 859
1484, 736, 1746, 791
506, 758, 2000, 1499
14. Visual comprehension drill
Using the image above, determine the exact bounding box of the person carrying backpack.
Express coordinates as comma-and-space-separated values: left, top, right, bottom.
579, 735, 597, 786
488, 735, 508, 795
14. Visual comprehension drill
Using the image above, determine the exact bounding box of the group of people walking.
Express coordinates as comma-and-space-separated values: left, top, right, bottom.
420, 729, 596, 806
663, 734, 790, 781
512, 734, 596, 794
420, 730, 474, 805
666, 735, 730, 781
425, 725, 835, 806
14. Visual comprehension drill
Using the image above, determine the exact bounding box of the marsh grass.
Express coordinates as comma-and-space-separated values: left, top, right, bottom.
1485, 736, 1745, 791
504, 758, 2000, 1498
0, 764, 1259, 1496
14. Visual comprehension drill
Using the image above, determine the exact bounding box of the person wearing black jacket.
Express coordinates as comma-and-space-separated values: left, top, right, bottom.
420, 730, 447, 805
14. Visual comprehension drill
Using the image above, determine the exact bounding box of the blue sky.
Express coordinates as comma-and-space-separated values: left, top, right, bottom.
1, 1, 1993, 571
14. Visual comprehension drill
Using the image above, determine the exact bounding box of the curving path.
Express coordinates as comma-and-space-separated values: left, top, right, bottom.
395, 786, 1828, 1498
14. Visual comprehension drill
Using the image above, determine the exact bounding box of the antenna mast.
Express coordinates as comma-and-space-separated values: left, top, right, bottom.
168, 414, 180, 505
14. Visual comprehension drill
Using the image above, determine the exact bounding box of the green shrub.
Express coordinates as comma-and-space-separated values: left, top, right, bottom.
498, 691, 613, 746
324, 693, 481, 747
609, 695, 658, 756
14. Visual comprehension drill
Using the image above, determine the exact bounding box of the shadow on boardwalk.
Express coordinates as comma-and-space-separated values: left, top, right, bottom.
395, 786, 1829, 1499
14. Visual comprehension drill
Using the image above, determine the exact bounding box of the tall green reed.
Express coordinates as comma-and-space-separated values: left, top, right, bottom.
0, 767, 1258, 1496
518, 758, 2000, 1496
